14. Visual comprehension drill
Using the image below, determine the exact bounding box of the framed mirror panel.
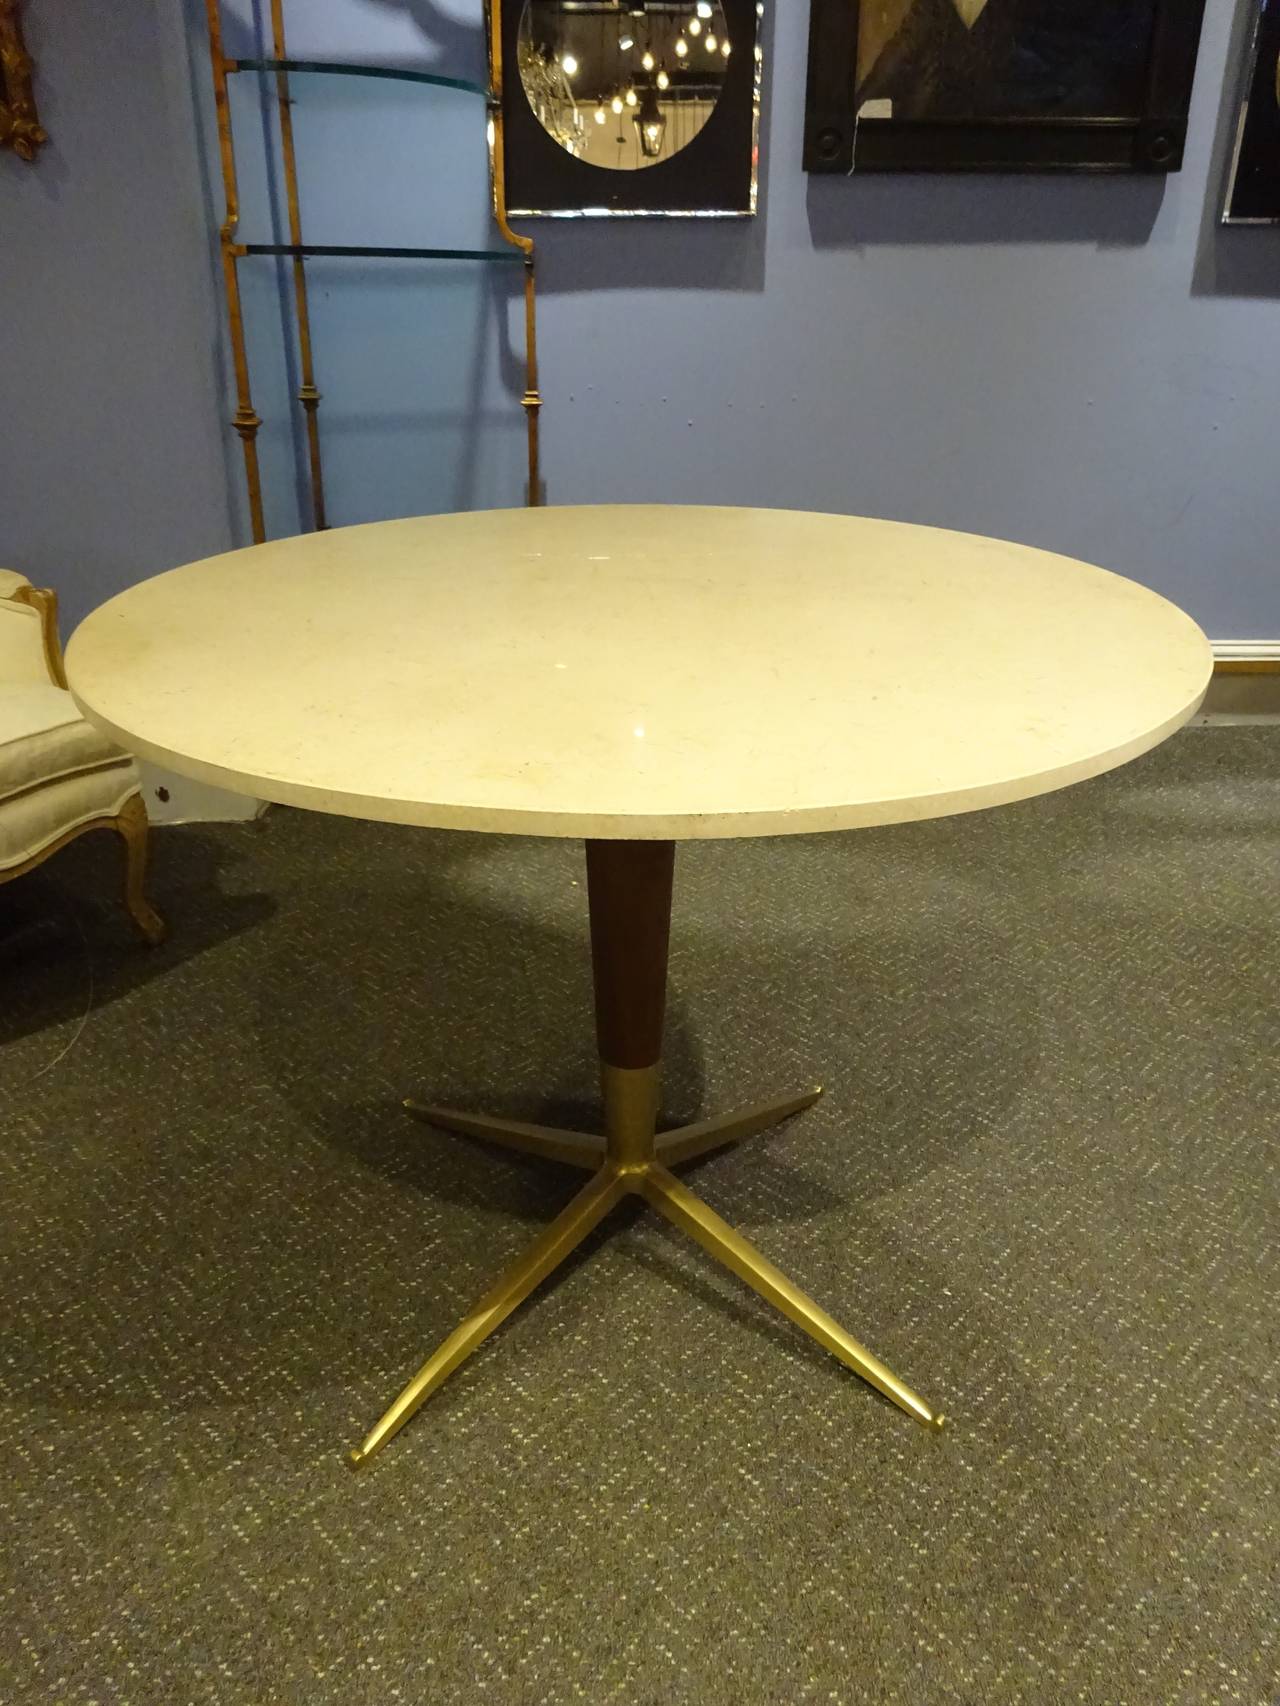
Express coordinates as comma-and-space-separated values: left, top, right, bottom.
493, 0, 762, 216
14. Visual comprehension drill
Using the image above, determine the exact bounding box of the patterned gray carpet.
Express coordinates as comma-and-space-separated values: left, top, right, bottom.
1, 727, 1277, 1706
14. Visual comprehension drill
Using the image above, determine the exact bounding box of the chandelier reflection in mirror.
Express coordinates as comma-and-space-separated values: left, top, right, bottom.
494, 0, 762, 216
519, 0, 731, 171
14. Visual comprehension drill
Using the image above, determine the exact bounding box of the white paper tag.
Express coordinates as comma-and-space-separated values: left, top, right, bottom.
857, 98, 894, 120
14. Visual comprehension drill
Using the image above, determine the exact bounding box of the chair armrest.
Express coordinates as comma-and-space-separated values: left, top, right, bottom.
0, 576, 66, 688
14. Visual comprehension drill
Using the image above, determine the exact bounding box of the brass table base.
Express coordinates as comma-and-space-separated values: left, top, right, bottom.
348, 1075, 944, 1467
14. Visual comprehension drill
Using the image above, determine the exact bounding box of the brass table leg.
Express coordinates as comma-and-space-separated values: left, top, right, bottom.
348, 1164, 628, 1466
402, 1101, 604, 1171
640, 1165, 943, 1430
654, 1087, 824, 1166
351, 841, 944, 1466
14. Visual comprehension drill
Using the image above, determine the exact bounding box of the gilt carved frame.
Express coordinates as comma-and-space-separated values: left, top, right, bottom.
1, 0, 46, 162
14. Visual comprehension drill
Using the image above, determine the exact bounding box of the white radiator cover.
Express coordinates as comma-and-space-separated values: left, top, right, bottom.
139, 763, 263, 826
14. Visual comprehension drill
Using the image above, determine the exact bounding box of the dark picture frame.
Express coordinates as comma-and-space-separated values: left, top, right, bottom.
1223, 0, 1280, 221
495, 0, 761, 216
804, 0, 1207, 175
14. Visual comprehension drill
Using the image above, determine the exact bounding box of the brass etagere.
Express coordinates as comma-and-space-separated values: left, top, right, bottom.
203, 0, 541, 543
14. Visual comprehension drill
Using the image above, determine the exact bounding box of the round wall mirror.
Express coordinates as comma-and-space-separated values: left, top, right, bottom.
518, 1, 732, 171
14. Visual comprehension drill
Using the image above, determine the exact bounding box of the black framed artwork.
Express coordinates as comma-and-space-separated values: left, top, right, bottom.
496, 0, 763, 217
1223, 0, 1280, 221
804, 0, 1208, 175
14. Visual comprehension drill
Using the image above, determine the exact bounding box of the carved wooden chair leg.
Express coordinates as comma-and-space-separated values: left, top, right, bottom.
114, 792, 166, 944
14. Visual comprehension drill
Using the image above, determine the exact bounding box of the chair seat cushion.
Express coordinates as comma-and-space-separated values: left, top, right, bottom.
0, 684, 129, 803
0, 763, 140, 871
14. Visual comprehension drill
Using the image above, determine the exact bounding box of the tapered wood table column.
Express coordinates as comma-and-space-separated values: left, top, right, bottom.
587, 838, 673, 1161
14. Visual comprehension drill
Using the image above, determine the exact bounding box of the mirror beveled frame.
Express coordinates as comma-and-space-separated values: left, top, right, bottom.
489, 0, 762, 217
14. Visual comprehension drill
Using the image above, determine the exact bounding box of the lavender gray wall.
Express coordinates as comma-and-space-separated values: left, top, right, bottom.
3, 0, 1279, 638
0, 0, 236, 630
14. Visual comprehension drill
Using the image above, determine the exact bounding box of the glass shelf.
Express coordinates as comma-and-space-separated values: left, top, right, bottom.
235, 243, 523, 262
229, 58, 489, 100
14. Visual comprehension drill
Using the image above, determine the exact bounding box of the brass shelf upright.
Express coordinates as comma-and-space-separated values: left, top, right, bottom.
202, 0, 541, 540
267, 0, 326, 532
487, 0, 542, 506
205, 0, 267, 544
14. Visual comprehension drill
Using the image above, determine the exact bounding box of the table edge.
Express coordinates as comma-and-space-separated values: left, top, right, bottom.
70, 669, 1211, 842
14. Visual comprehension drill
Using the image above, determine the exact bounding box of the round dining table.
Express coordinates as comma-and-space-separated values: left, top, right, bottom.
66, 505, 1212, 1465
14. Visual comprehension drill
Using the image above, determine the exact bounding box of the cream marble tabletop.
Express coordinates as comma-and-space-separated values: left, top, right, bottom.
66, 505, 1212, 840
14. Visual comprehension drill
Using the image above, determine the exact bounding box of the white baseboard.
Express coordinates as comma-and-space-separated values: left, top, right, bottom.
1211, 641, 1280, 662
139, 763, 264, 826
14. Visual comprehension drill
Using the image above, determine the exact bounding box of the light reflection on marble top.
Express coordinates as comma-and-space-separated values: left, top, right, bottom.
66, 506, 1212, 840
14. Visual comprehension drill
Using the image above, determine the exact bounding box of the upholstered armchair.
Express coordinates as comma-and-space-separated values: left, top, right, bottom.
0, 570, 165, 942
